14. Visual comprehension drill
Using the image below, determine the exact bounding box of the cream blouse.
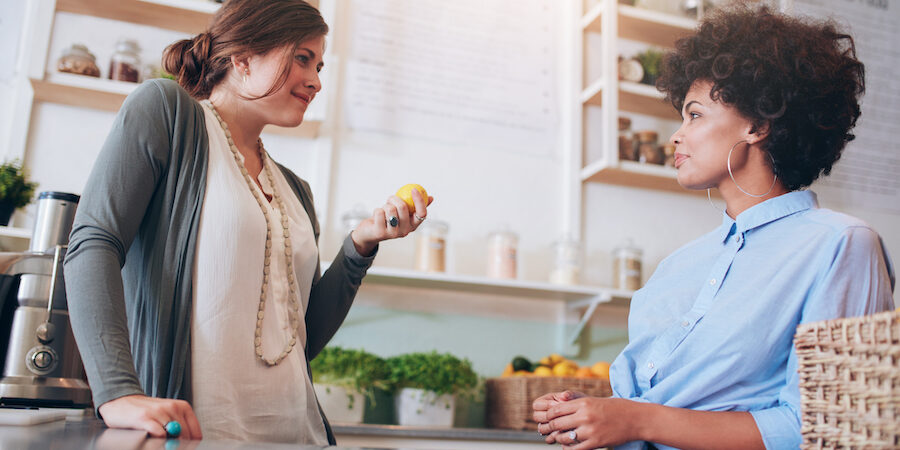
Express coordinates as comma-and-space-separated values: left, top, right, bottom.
190, 102, 327, 444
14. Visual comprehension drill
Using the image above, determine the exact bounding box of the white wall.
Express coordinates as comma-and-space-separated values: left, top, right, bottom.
6, 0, 898, 356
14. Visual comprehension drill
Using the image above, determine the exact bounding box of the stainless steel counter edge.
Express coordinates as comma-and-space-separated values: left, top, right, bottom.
331, 423, 542, 442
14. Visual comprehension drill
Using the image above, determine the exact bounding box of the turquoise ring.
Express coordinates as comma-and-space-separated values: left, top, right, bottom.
165, 420, 182, 438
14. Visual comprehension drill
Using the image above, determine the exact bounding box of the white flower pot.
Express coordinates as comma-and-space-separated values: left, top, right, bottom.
394, 387, 455, 428
313, 383, 365, 424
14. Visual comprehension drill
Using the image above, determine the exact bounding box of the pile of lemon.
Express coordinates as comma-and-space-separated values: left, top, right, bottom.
501, 354, 610, 380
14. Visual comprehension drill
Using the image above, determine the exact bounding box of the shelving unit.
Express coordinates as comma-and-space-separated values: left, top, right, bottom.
30, 73, 322, 138
573, 0, 697, 196
330, 262, 633, 356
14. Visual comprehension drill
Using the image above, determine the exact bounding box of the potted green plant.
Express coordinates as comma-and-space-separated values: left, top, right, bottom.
386, 351, 478, 427
635, 48, 665, 86
0, 160, 38, 226
310, 346, 390, 424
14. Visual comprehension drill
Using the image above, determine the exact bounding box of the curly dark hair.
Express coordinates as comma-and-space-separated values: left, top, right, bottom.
656, 5, 865, 190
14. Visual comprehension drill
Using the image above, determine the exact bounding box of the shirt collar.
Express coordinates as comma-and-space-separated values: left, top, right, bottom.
716, 190, 818, 242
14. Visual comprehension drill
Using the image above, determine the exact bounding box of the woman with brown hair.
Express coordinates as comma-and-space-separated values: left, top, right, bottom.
532, 5, 894, 449
64, 0, 430, 443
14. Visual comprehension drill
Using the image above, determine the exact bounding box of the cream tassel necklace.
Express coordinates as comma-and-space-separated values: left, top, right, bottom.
203, 100, 300, 366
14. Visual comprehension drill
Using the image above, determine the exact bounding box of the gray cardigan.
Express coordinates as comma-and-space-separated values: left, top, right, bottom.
64, 79, 374, 443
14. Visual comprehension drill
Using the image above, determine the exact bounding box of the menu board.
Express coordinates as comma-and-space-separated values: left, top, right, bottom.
343, 0, 559, 156
793, 0, 900, 213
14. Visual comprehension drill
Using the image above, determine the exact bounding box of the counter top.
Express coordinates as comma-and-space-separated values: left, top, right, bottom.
0, 418, 541, 449
332, 423, 539, 442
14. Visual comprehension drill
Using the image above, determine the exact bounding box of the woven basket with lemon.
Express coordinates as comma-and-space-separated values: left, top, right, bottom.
486, 354, 612, 430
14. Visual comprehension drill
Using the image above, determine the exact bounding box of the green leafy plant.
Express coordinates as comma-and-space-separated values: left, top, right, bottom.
0, 160, 37, 209
386, 351, 478, 396
635, 48, 665, 85
310, 346, 390, 395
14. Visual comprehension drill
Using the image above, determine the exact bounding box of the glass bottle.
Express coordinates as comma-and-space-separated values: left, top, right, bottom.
415, 219, 448, 273
109, 39, 142, 83
487, 230, 518, 279
57, 44, 101, 78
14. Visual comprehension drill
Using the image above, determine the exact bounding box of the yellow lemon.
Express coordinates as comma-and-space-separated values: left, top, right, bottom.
552, 362, 577, 377
533, 366, 553, 377
501, 363, 514, 377
396, 184, 428, 213
591, 361, 611, 380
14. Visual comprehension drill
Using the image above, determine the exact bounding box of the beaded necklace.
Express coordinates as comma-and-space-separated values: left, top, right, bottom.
203, 100, 300, 366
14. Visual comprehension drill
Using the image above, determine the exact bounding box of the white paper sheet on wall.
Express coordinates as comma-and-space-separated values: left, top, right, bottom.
344, 0, 558, 156
794, 0, 900, 214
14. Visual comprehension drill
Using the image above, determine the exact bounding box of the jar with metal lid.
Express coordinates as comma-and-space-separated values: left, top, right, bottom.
618, 117, 636, 162
662, 143, 676, 167
636, 130, 664, 165
415, 219, 448, 273
109, 39, 141, 83
57, 44, 100, 78
487, 230, 518, 279
549, 236, 582, 285
613, 239, 642, 291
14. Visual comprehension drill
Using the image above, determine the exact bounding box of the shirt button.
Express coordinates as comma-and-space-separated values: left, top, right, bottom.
681, 321, 689, 327
709, 279, 717, 285
647, 362, 654, 369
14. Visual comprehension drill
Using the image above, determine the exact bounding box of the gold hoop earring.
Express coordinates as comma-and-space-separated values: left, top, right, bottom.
727, 140, 777, 198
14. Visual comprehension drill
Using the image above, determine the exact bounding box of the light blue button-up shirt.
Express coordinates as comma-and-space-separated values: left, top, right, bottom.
609, 191, 895, 449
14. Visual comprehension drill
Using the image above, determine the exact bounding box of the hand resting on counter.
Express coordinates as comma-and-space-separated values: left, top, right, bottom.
98, 394, 202, 440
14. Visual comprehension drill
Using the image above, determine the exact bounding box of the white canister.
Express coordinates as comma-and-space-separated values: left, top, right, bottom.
549, 237, 583, 285
414, 219, 448, 273
487, 230, 518, 279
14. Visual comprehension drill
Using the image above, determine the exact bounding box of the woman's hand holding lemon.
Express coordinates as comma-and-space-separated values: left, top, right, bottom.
350, 184, 434, 257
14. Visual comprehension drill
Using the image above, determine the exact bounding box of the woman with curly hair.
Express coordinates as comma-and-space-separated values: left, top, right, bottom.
533, 5, 894, 449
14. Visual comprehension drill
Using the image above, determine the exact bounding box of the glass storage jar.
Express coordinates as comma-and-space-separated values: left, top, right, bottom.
57, 44, 101, 78
662, 143, 676, 167
618, 117, 636, 161
613, 239, 643, 291
487, 230, 518, 279
340, 205, 370, 234
415, 219, 448, 273
549, 236, 583, 285
636, 130, 663, 165
109, 39, 141, 83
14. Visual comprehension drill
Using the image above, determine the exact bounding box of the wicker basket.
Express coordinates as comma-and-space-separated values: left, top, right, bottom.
794, 309, 900, 449
485, 376, 611, 430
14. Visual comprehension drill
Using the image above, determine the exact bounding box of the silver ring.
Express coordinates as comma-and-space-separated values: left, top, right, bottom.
568, 430, 577, 442
388, 216, 399, 227
414, 214, 425, 222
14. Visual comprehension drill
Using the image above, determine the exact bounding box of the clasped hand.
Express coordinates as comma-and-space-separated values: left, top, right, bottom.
533, 390, 638, 449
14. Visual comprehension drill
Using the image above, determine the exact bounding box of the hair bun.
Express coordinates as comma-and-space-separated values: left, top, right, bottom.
163, 32, 215, 98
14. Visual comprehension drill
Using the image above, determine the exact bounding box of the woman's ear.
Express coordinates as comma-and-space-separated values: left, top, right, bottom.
745, 121, 771, 145
230, 54, 251, 77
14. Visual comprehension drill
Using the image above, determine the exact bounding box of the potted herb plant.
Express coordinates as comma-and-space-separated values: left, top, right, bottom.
0, 160, 38, 226
635, 48, 665, 86
310, 346, 390, 424
386, 351, 478, 427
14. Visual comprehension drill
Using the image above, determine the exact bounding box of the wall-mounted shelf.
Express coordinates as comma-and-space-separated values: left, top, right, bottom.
582, 2, 696, 48
582, 79, 679, 120
328, 262, 633, 356
0, 226, 32, 252
55, 0, 317, 35
30, 73, 322, 138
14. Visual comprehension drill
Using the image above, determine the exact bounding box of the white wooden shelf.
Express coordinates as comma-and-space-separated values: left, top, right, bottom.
0, 226, 32, 240
359, 265, 632, 306
582, 2, 696, 48
328, 263, 633, 356
582, 79, 679, 120
30, 73, 322, 138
